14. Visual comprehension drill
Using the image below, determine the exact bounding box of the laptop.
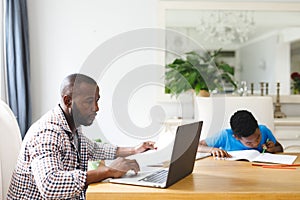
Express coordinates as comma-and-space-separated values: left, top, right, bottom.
109, 121, 203, 188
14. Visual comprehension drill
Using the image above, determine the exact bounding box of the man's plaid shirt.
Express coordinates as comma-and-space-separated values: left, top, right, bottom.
7, 105, 117, 199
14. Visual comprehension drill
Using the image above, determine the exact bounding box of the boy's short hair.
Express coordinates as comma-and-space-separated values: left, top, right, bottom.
230, 110, 258, 138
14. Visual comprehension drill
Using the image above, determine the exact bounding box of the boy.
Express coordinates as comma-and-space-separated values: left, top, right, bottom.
198, 110, 283, 158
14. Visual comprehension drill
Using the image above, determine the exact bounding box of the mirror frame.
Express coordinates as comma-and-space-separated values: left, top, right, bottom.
157, 1, 300, 103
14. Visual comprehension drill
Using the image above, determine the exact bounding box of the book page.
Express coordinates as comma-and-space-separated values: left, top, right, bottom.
252, 153, 297, 165
196, 152, 211, 160
226, 150, 261, 162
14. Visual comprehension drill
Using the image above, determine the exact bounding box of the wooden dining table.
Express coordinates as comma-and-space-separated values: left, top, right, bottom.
86, 153, 300, 200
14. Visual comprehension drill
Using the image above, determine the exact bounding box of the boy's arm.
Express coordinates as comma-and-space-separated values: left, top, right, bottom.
198, 140, 214, 152
262, 125, 283, 153
198, 140, 232, 158
265, 140, 283, 153
274, 141, 284, 152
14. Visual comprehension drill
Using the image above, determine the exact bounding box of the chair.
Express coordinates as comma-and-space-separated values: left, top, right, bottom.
0, 99, 22, 199
284, 145, 300, 153
194, 96, 274, 140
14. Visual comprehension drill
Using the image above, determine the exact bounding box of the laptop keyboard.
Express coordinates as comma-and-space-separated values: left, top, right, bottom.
139, 170, 168, 183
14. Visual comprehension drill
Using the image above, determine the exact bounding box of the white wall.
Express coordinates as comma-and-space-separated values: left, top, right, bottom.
27, 0, 161, 146
25, 0, 300, 147
238, 33, 290, 94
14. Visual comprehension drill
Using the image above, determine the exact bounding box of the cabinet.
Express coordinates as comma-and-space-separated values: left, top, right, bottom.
274, 117, 300, 152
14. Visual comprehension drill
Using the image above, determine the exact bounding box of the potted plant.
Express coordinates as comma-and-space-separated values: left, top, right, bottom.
165, 49, 237, 97
291, 72, 300, 94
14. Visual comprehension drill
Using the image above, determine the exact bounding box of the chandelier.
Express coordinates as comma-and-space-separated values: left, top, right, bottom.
196, 10, 255, 44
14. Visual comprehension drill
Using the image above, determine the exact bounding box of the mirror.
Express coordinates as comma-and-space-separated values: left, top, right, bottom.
160, 1, 300, 95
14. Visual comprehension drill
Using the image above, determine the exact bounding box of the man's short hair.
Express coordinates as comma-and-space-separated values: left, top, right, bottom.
230, 110, 258, 138
60, 73, 97, 97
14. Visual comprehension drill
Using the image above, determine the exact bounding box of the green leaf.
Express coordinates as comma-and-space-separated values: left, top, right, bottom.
164, 49, 236, 97
218, 63, 234, 75
172, 58, 185, 65
195, 84, 201, 94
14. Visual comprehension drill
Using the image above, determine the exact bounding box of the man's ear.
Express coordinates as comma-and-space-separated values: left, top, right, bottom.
63, 95, 72, 107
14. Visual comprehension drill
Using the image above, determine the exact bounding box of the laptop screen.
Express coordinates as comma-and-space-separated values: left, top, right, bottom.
166, 121, 203, 187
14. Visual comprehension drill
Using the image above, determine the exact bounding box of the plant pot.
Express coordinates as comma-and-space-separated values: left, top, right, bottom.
198, 90, 210, 97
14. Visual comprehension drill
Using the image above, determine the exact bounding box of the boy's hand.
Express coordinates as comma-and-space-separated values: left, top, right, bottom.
210, 148, 232, 158
262, 140, 276, 153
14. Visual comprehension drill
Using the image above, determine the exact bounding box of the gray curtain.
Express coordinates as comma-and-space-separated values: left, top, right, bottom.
5, 0, 31, 139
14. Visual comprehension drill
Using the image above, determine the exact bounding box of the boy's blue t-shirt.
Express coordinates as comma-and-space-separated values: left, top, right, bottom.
205, 125, 276, 152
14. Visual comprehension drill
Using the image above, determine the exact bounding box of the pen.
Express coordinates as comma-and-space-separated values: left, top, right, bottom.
262, 166, 296, 170
252, 163, 300, 167
252, 164, 300, 170
262, 138, 269, 154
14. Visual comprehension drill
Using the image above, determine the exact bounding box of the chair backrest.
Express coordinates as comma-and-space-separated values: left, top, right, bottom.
0, 99, 22, 199
194, 96, 274, 140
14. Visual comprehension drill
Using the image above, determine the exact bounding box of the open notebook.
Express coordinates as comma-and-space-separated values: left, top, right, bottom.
226, 149, 297, 165
109, 121, 203, 188
196, 152, 211, 160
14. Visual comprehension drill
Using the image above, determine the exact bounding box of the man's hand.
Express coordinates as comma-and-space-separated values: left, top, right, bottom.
134, 141, 157, 154
107, 157, 140, 178
86, 157, 140, 185
116, 141, 157, 157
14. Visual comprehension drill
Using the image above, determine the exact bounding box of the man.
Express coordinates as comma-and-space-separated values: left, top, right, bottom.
7, 73, 156, 199
198, 110, 283, 158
